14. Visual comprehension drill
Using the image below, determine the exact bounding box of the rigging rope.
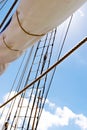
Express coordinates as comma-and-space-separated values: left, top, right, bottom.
0, 51, 27, 120
39, 15, 74, 116
6, 47, 33, 130
35, 29, 57, 129
17, 37, 49, 129
26, 33, 52, 129
0, 37, 87, 108
0, 0, 18, 28
0, 0, 8, 11
0, 47, 33, 130
10, 45, 36, 129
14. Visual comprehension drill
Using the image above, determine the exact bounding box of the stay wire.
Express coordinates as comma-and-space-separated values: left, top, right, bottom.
9, 47, 33, 130
0, 51, 27, 121
35, 29, 57, 129
12, 47, 34, 130
1, 47, 33, 130
0, 52, 28, 130
32, 90, 41, 130
26, 35, 49, 129
0, 37, 87, 109
21, 41, 42, 130
0, 0, 8, 11
0, 0, 19, 28
21, 34, 49, 129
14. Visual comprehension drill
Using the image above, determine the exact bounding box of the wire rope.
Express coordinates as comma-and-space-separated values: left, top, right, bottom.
1, 47, 33, 130
20, 41, 42, 129
8, 47, 33, 130
26, 33, 52, 130
1, 52, 30, 130
11, 47, 34, 129
0, 0, 8, 11
0, 51, 27, 120
11, 37, 48, 129
35, 29, 57, 129
0, 0, 19, 29
21, 35, 49, 129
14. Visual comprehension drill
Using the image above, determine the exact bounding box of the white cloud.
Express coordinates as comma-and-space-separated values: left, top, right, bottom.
75, 114, 87, 130
0, 92, 87, 130
38, 109, 58, 130
46, 99, 56, 109
38, 106, 75, 130
38, 100, 87, 130
55, 106, 75, 125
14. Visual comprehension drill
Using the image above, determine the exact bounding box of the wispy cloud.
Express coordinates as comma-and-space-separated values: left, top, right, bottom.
0, 92, 87, 130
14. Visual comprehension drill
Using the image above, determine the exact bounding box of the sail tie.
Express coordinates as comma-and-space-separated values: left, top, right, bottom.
16, 11, 45, 37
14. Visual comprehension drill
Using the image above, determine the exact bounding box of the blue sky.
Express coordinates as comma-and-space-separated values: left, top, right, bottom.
0, 1, 87, 130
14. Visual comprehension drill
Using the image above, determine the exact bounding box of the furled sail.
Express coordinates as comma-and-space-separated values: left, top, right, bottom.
0, 0, 86, 74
